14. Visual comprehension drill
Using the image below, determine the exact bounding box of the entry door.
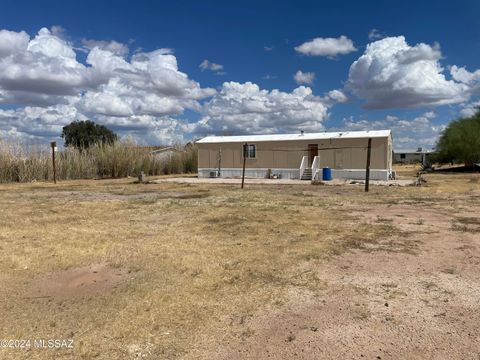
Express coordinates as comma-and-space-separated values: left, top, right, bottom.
334, 150, 344, 169
308, 144, 318, 167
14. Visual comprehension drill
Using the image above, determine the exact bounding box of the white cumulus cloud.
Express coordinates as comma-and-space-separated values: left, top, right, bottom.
81, 39, 129, 57
450, 65, 480, 85
86, 48, 215, 101
295, 35, 357, 57
199, 59, 224, 74
459, 101, 480, 117
294, 70, 315, 85
0, 29, 30, 57
327, 89, 348, 103
0, 28, 88, 105
339, 111, 444, 149
368, 29, 385, 41
0, 104, 82, 140
195, 81, 332, 135
0, 27, 217, 143
347, 36, 473, 109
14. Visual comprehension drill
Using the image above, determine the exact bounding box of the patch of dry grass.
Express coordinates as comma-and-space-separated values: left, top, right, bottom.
0, 171, 478, 359
451, 216, 480, 233
0, 140, 198, 183
393, 164, 422, 177
0, 180, 351, 359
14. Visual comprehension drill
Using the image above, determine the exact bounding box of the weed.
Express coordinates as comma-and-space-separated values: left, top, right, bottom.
376, 216, 393, 224
0, 140, 198, 183
381, 282, 398, 289
455, 217, 480, 225
442, 267, 456, 275
451, 218, 480, 233
421, 281, 438, 290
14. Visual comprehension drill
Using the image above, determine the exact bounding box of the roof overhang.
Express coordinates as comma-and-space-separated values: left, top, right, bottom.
196, 130, 392, 144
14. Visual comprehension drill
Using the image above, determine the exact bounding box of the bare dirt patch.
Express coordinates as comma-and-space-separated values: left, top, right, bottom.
201, 183, 480, 360
210, 245, 480, 359
29, 263, 129, 301
30, 190, 210, 203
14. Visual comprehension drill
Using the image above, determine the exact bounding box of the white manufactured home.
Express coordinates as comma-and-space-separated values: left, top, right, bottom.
393, 147, 434, 165
196, 130, 393, 181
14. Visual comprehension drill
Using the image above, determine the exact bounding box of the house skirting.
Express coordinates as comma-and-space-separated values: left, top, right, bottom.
198, 168, 391, 181
198, 168, 300, 179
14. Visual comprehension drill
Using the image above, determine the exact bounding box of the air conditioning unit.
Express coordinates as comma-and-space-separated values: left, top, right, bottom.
209, 171, 217, 178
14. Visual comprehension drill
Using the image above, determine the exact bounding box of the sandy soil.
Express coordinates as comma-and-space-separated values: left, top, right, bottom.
154, 177, 415, 187
206, 196, 480, 360
30, 263, 129, 300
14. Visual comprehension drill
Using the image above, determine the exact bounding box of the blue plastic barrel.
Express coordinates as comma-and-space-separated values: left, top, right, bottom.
322, 167, 332, 181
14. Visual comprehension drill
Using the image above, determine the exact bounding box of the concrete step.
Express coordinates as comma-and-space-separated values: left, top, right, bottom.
301, 168, 312, 180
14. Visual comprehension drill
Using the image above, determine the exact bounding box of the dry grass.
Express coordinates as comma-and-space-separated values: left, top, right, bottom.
451, 216, 480, 233
0, 169, 478, 359
0, 140, 197, 183
393, 164, 421, 177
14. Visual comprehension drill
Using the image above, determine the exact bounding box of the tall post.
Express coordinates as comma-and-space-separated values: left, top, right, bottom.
217, 148, 222, 177
50, 141, 57, 184
365, 138, 372, 192
241, 143, 247, 189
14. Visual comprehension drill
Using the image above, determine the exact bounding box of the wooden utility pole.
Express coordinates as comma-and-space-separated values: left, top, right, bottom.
217, 148, 222, 177
241, 143, 247, 189
365, 138, 372, 192
50, 141, 57, 184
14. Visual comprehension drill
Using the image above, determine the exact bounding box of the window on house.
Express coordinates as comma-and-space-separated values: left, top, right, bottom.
400, 153, 406, 159
243, 144, 256, 158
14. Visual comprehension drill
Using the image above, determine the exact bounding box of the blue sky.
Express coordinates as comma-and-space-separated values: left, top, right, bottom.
0, 0, 479, 149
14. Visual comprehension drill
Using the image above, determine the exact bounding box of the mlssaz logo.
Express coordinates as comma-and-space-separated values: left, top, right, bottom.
34, 339, 74, 349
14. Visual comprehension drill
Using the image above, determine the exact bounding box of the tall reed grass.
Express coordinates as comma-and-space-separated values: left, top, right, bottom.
0, 140, 197, 183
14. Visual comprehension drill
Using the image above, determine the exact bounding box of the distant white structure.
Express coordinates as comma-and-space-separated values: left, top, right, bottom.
150, 147, 183, 161
393, 148, 435, 165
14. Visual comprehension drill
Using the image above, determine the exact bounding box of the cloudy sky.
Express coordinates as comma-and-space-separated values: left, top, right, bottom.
0, 0, 479, 149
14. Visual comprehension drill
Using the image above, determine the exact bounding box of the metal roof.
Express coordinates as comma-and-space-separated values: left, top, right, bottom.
150, 147, 183, 154
196, 130, 392, 144
394, 148, 435, 154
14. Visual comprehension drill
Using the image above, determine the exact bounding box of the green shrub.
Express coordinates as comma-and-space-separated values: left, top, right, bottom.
436, 110, 480, 166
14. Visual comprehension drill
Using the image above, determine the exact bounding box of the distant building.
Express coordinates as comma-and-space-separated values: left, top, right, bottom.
150, 147, 183, 161
393, 148, 435, 165
196, 130, 393, 181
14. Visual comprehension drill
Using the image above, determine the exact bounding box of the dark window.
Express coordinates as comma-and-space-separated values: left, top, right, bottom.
243, 144, 256, 158
400, 153, 406, 159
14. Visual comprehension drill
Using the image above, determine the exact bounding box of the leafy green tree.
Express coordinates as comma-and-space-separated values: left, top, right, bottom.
61, 120, 118, 149
436, 110, 480, 167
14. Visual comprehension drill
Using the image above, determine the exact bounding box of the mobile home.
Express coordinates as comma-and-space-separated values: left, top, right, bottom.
196, 130, 393, 181
393, 147, 434, 165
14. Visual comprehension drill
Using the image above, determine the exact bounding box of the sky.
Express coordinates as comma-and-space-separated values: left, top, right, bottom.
0, 0, 479, 150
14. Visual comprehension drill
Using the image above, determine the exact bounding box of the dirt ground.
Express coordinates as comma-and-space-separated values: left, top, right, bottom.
30, 263, 129, 301
154, 176, 415, 187
207, 199, 480, 360
0, 169, 479, 359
